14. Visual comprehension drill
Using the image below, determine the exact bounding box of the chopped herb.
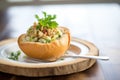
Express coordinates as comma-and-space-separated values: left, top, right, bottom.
8, 50, 21, 61
35, 11, 58, 29
60, 58, 64, 60
36, 25, 40, 30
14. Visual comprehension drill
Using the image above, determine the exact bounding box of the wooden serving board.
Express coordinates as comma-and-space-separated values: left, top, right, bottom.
0, 37, 99, 77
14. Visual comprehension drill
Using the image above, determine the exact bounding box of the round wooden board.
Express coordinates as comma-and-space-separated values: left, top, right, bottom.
0, 38, 99, 77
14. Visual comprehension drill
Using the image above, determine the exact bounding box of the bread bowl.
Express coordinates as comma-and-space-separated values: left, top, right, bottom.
18, 12, 70, 61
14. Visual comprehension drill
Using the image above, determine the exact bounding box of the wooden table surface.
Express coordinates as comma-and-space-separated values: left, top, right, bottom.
0, 3, 120, 80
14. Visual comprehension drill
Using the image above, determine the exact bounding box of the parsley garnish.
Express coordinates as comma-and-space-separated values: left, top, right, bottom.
60, 58, 64, 60
35, 11, 58, 29
8, 50, 21, 61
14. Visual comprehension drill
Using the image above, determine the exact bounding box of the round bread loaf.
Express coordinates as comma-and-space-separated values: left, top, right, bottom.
18, 27, 70, 61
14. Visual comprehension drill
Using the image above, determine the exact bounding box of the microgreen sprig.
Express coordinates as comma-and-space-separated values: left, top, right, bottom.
8, 50, 21, 61
35, 11, 58, 29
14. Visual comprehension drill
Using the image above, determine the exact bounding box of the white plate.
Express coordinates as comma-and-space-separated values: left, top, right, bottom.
0, 40, 89, 64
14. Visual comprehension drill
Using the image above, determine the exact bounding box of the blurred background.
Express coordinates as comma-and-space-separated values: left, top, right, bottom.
0, 0, 120, 48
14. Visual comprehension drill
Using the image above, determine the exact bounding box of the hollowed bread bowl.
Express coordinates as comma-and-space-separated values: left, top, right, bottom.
18, 27, 70, 61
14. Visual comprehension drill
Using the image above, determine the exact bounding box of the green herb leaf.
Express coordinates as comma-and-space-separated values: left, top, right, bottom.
8, 50, 21, 61
60, 58, 64, 60
35, 11, 58, 29
36, 25, 40, 30
43, 11, 47, 18
35, 14, 40, 21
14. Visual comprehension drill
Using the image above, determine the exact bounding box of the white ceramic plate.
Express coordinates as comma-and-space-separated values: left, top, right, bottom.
0, 40, 89, 64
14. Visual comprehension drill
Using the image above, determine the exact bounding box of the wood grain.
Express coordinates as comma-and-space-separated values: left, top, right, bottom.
0, 38, 99, 77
